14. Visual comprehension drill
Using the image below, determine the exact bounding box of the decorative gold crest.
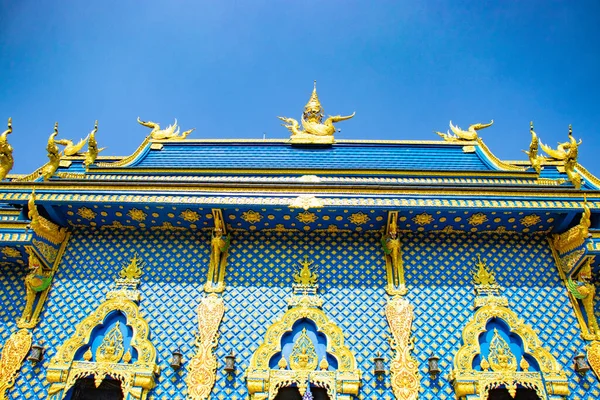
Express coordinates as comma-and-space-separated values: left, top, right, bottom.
520, 214, 541, 227
468, 212, 488, 226
180, 209, 200, 222
127, 208, 147, 222
412, 212, 433, 226
348, 211, 370, 225
241, 210, 263, 224
296, 211, 317, 224
77, 207, 97, 220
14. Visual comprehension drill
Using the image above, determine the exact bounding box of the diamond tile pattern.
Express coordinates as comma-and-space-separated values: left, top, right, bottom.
0, 229, 597, 399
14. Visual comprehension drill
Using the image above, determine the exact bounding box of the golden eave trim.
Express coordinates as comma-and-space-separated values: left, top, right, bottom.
0, 222, 29, 230
0, 191, 598, 211
0, 183, 597, 198
475, 138, 527, 172
86, 167, 536, 179
95, 136, 150, 168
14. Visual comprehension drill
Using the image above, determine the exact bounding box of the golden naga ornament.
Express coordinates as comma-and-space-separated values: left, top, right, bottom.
84, 120, 104, 169
436, 119, 493, 141
0, 329, 32, 399
42, 122, 62, 181
279, 81, 355, 145
523, 122, 545, 174
540, 125, 583, 189
28, 189, 67, 245
137, 117, 195, 140
0, 117, 14, 180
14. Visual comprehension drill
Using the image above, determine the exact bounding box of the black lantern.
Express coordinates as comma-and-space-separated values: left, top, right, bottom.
574, 353, 590, 374
28, 342, 45, 364
224, 350, 236, 373
170, 347, 183, 370
428, 354, 440, 379
373, 351, 386, 375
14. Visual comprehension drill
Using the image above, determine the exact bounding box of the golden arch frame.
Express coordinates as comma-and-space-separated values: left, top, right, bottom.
451, 304, 569, 400
247, 304, 361, 400
46, 297, 159, 400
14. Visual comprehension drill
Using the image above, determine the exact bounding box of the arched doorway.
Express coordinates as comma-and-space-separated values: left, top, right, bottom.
274, 387, 330, 400
487, 388, 541, 400
68, 378, 123, 400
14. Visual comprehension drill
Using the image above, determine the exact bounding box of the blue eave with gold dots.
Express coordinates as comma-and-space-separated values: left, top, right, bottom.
1, 137, 599, 252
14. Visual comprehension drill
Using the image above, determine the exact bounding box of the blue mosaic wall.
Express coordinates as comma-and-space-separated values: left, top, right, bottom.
1, 229, 599, 399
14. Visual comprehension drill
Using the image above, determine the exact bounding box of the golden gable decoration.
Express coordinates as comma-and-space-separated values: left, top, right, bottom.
449, 256, 568, 399
46, 256, 158, 400
246, 257, 361, 400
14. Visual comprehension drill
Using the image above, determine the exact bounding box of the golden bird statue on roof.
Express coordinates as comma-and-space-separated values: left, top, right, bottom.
279, 81, 355, 144
436, 120, 494, 141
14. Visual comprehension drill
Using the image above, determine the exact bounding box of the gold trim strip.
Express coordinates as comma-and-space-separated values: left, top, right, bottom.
0, 191, 597, 210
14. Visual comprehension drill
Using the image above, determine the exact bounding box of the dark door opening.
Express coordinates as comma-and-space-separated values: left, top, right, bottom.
70, 378, 124, 400
274, 387, 330, 400
488, 388, 541, 400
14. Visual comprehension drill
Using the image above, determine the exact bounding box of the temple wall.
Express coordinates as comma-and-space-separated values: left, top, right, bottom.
3, 228, 600, 399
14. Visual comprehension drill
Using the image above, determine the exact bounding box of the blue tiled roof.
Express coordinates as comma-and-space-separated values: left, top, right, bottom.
129, 142, 493, 171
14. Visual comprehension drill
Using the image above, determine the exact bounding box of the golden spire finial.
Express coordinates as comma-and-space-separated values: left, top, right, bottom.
530, 121, 534, 131
472, 255, 497, 286
293, 255, 318, 286
303, 80, 323, 123
569, 124, 573, 136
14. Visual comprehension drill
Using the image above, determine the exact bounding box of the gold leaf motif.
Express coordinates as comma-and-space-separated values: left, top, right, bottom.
186, 294, 225, 400
520, 214, 541, 227
289, 328, 318, 371
32, 239, 58, 263
472, 255, 496, 286
587, 340, 600, 379
95, 322, 125, 363
180, 209, 200, 222
77, 207, 97, 220
412, 212, 433, 226
293, 256, 317, 286
100, 221, 136, 230
296, 211, 317, 224
119, 255, 143, 280
1, 246, 21, 258
150, 222, 186, 231
348, 211, 370, 225
127, 208, 147, 222
0, 329, 32, 398
488, 329, 517, 372
241, 210, 263, 224
468, 212, 488, 226
385, 296, 419, 400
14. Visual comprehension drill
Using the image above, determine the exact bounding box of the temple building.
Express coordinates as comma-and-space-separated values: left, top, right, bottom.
2, 83, 600, 400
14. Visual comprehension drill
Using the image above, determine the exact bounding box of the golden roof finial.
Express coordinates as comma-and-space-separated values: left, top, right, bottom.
472, 254, 497, 286
293, 255, 318, 286
303, 80, 323, 123
530, 121, 534, 131
569, 124, 573, 136
119, 254, 144, 280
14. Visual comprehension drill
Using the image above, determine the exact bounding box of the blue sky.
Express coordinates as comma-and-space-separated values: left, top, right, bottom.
1, 1, 599, 175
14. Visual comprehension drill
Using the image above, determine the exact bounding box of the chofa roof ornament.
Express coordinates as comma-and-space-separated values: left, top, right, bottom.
279, 81, 355, 145
436, 120, 494, 142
